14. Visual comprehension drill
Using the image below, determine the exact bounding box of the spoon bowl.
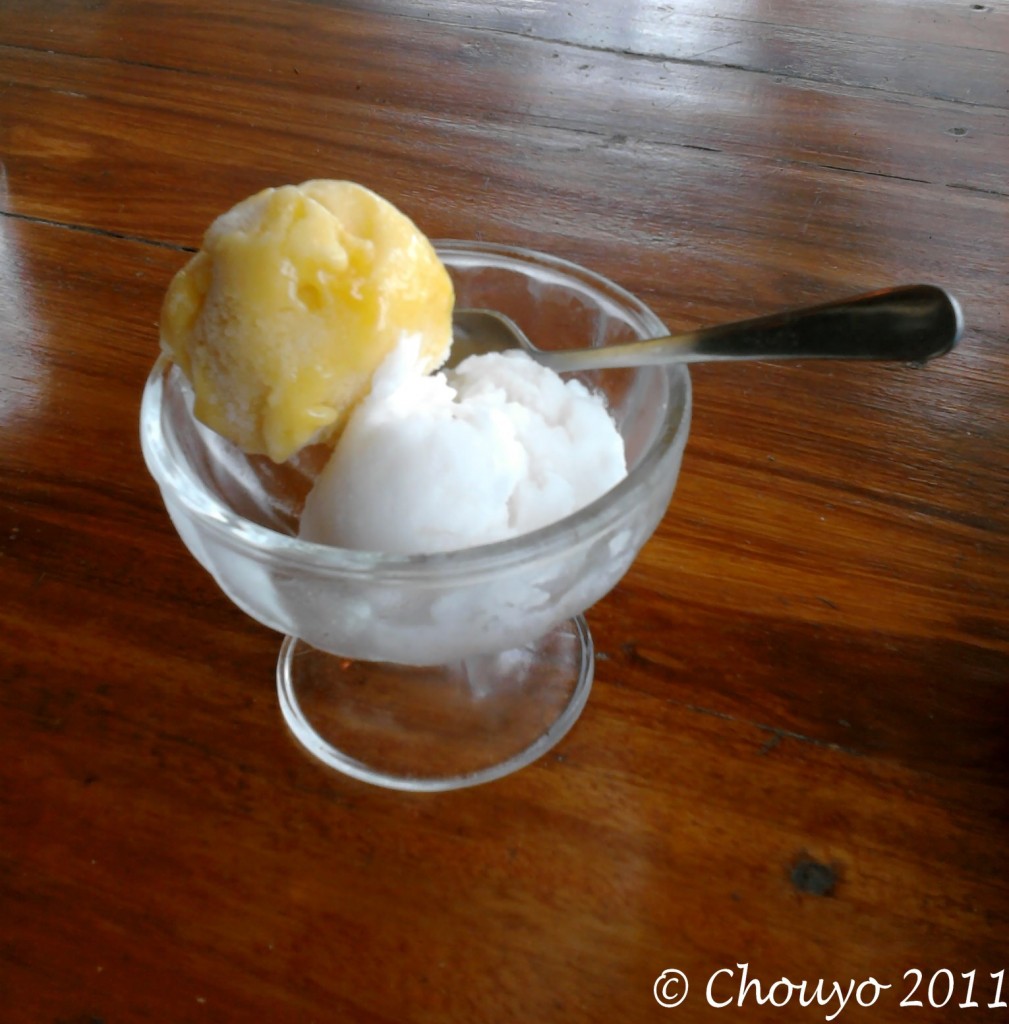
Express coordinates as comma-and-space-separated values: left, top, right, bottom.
451, 284, 963, 372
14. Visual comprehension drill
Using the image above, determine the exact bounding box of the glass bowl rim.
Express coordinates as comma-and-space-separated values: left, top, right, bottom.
140, 240, 691, 580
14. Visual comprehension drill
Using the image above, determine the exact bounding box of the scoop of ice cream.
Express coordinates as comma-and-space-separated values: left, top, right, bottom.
299, 338, 627, 554
160, 180, 453, 463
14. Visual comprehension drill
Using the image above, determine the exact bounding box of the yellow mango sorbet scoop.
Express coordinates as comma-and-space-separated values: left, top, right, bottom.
160, 180, 454, 463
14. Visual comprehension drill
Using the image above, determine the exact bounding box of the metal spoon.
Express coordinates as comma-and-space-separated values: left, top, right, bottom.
450, 284, 963, 372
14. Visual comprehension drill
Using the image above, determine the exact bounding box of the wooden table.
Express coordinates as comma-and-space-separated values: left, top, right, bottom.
2, 2, 1007, 1020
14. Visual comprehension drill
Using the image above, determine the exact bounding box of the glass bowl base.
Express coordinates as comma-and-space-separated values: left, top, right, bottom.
276, 616, 594, 791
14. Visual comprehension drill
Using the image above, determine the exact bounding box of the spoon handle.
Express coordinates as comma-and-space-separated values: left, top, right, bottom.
539, 284, 964, 372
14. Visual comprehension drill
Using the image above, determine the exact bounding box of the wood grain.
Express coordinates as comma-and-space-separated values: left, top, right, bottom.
1, 1, 1007, 1021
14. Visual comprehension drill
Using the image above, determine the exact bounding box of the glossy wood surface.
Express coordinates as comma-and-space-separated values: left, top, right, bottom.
2, 2, 1007, 1021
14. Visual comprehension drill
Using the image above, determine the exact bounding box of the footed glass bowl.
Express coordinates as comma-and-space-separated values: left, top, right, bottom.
140, 241, 692, 790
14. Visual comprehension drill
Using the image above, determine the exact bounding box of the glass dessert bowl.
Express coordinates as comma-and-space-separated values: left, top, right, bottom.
140, 241, 692, 791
